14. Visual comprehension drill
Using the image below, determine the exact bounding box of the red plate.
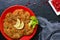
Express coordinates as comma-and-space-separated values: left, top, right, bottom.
0, 5, 37, 40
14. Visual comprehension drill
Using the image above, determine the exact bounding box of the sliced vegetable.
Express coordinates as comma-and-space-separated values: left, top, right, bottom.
14, 19, 20, 27
14, 18, 24, 29
18, 21, 24, 29
28, 16, 38, 28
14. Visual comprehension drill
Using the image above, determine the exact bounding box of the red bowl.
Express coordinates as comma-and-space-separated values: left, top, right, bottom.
0, 5, 37, 40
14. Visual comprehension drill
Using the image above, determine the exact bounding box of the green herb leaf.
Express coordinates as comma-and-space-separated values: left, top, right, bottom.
28, 16, 38, 28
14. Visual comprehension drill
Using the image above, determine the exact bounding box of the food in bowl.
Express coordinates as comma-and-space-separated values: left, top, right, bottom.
3, 9, 38, 39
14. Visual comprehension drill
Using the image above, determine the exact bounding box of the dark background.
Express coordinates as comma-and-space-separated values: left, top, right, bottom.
0, 0, 60, 40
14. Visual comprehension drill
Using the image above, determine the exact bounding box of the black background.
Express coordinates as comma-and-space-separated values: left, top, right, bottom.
0, 0, 60, 40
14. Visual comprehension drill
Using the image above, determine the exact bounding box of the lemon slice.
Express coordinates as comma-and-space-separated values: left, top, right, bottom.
14, 19, 24, 29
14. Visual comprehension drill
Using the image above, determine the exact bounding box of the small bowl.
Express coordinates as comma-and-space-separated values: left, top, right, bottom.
0, 5, 37, 40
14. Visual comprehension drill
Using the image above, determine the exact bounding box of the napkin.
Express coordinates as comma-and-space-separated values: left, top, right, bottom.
37, 16, 60, 40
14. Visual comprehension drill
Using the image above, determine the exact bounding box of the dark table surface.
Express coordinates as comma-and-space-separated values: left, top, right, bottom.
0, 0, 60, 40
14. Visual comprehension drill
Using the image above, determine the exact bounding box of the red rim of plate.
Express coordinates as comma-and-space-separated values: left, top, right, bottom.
0, 17, 1, 31
0, 5, 37, 40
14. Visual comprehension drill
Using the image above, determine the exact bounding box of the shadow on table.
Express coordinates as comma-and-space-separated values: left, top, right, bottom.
31, 24, 43, 40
